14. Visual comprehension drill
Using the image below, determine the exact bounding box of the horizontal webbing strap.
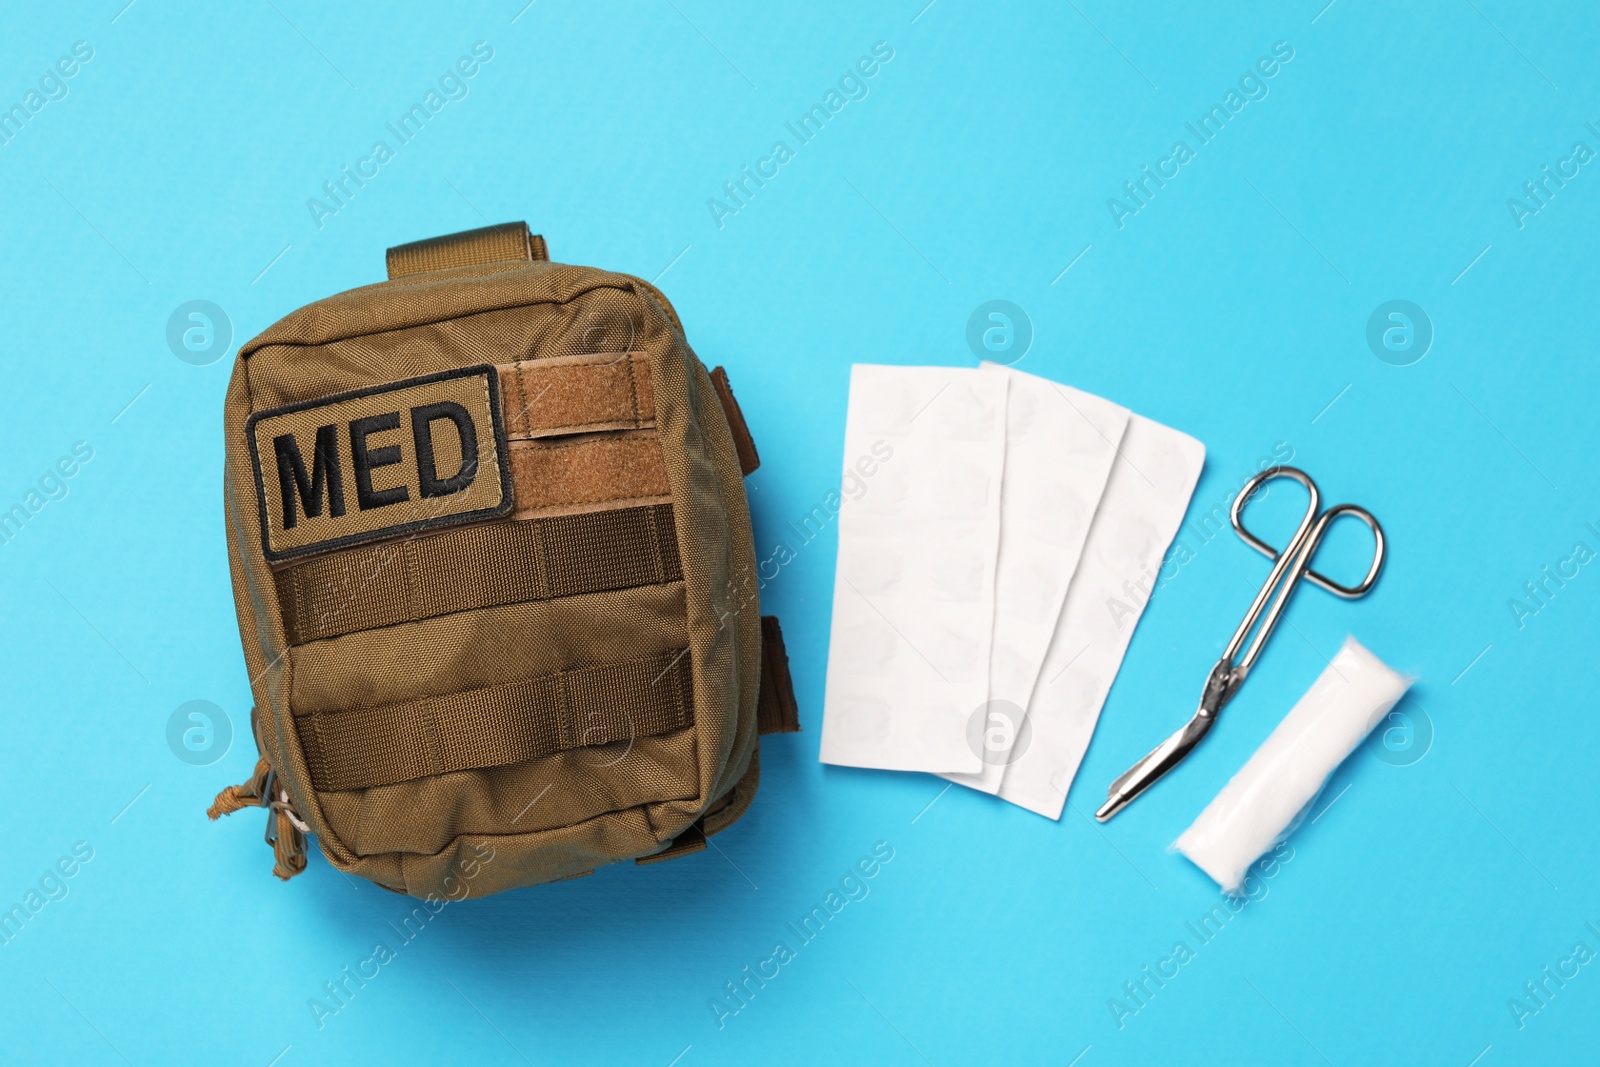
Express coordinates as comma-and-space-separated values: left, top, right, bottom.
276, 503, 681, 644
498, 352, 654, 440
508, 432, 671, 519
297, 649, 694, 792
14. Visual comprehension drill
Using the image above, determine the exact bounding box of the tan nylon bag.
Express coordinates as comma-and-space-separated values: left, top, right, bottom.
208, 223, 798, 898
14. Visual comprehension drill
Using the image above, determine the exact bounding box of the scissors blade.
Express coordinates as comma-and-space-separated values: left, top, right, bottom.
1094, 713, 1215, 822
1095, 661, 1236, 822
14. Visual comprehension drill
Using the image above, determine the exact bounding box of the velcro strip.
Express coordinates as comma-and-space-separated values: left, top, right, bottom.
498, 352, 654, 439
508, 432, 671, 519
277, 504, 682, 644
296, 649, 694, 792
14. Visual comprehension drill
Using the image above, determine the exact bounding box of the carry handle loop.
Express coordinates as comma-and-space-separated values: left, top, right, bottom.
385, 221, 548, 279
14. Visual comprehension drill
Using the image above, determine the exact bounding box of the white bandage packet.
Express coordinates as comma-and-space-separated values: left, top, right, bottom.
996, 414, 1205, 818
819, 365, 1008, 774
944, 364, 1129, 795
1174, 636, 1414, 893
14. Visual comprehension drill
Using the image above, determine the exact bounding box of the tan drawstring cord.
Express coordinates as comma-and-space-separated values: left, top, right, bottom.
208, 757, 309, 881
207, 756, 270, 819
268, 803, 309, 881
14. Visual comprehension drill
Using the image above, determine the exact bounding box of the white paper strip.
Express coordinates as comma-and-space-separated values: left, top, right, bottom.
944, 364, 1128, 794
996, 414, 1205, 818
819, 364, 1008, 774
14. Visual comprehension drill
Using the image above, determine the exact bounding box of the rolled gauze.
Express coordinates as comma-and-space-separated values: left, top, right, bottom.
1174, 636, 1413, 893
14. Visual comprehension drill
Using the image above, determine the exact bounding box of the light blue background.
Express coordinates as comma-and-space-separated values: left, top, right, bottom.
1, 2, 1596, 1064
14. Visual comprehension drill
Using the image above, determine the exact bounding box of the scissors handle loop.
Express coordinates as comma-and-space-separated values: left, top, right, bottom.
1231, 467, 1385, 598
1222, 467, 1386, 677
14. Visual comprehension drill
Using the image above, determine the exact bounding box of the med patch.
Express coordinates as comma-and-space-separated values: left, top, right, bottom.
247, 365, 512, 562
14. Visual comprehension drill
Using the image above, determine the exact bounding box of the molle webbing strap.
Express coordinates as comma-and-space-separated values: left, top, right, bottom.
499, 353, 655, 439
385, 222, 548, 280
757, 616, 801, 735
710, 367, 760, 476
297, 649, 694, 792
276, 504, 682, 644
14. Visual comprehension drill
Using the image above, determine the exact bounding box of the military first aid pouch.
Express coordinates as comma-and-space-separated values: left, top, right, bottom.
208, 223, 800, 897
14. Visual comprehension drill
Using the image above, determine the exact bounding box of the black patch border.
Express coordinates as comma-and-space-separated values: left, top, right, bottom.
247, 364, 514, 563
